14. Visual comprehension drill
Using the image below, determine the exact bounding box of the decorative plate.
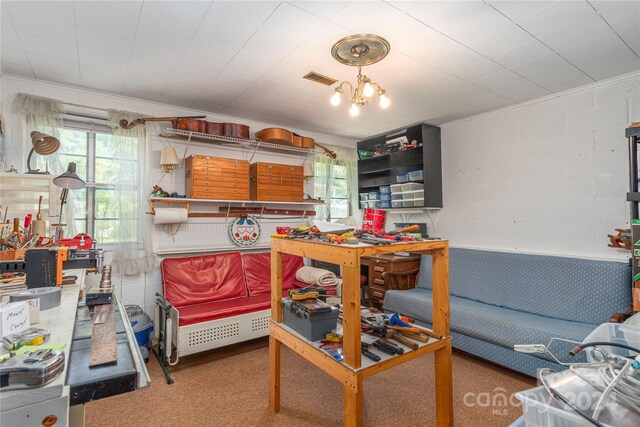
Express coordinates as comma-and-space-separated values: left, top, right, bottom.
229, 216, 261, 247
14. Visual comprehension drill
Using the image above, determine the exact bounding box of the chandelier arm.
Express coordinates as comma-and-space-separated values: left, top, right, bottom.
338, 81, 355, 102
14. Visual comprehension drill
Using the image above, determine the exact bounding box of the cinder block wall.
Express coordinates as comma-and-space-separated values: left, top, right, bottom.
432, 72, 640, 259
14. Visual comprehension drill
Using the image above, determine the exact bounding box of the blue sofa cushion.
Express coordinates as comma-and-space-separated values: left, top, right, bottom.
415, 248, 630, 325
384, 288, 594, 363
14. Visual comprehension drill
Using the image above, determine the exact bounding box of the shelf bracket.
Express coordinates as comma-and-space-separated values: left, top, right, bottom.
259, 205, 265, 220
249, 140, 263, 163
225, 203, 231, 220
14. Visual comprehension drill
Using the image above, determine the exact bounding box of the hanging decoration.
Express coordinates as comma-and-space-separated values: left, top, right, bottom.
229, 215, 261, 247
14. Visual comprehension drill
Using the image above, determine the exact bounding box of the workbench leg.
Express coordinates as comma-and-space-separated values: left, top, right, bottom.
269, 335, 281, 412
435, 339, 453, 427
343, 374, 362, 427
342, 265, 362, 369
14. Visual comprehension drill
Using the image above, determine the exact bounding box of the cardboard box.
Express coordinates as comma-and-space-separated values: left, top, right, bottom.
0, 301, 30, 338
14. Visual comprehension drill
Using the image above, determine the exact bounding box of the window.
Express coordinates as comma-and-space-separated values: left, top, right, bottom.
314, 162, 350, 221
57, 127, 140, 244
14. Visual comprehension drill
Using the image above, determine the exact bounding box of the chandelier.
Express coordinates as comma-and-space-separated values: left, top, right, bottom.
329, 34, 391, 116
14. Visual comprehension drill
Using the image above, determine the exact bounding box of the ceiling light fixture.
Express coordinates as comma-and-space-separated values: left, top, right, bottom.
330, 34, 391, 115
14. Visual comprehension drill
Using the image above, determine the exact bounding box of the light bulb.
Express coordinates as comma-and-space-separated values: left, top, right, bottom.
330, 91, 341, 106
349, 103, 360, 117
363, 82, 374, 97
379, 94, 390, 109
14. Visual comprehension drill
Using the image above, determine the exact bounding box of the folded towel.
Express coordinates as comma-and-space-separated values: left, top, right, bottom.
295, 266, 338, 287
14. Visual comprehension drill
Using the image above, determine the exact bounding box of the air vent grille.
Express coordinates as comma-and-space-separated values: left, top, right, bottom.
303, 71, 338, 86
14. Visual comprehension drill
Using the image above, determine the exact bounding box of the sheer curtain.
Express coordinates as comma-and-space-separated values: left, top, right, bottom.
107, 110, 155, 275
13, 93, 78, 235
313, 144, 360, 223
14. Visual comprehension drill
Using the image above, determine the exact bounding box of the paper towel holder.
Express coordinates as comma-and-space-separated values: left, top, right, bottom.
147, 199, 190, 216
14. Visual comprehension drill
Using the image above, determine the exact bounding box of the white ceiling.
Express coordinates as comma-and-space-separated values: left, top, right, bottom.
1, 1, 639, 138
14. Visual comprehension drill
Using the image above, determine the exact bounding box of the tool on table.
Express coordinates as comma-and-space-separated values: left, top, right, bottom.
373, 338, 404, 355
388, 331, 419, 350
361, 342, 381, 362
31, 196, 47, 238
0, 349, 65, 389
3, 328, 50, 351
89, 301, 117, 367
289, 288, 320, 300
86, 265, 113, 306
10, 287, 62, 310
324, 332, 343, 343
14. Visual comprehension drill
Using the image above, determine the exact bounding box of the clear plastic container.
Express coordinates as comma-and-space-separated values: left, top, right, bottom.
359, 193, 368, 201
401, 190, 414, 200
411, 189, 423, 198
413, 197, 424, 207
400, 183, 423, 192
396, 173, 409, 183
582, 323, 640, 362
390, 184, 403, 193
380, 193, 391, 201
408, 170, 423, 181
379, 185, 391, 194
402, 199, 414, 207
360, 201, 367, 209
368, 192, 379, 200
367, 200, 380, 208
391, 200, 403, 208
379, 201, 391, 209
390, 193, 403, 200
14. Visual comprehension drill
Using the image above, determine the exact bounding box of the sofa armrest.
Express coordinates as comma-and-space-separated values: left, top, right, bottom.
610, 307, 634, 323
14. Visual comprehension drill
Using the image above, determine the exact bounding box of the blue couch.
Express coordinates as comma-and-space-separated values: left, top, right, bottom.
383, 248, 631, 377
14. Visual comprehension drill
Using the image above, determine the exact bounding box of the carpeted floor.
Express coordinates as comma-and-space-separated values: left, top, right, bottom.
86, 338, 535, 426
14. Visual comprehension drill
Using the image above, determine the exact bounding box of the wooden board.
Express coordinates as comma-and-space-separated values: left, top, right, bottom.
93, 303, 110, 324
89, 302, 117, 367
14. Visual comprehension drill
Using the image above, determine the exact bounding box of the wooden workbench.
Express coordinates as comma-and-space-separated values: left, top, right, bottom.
269, 238, 452, 427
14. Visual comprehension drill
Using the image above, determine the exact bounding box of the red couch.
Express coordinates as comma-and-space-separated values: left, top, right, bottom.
156, 251, 305, 364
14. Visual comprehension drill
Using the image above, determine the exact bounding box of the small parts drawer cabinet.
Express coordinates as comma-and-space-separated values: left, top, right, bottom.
250, 162, 304, 202
363, 254, 421, 308
185, 155, 250, 200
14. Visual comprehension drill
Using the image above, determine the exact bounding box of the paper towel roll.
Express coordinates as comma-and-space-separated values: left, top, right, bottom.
154, 208, 188, 224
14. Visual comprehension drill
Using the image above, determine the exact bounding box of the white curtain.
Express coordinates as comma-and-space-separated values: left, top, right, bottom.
13, 93, 78, 236
313, 144, 360, 223
107, 110, 156, 275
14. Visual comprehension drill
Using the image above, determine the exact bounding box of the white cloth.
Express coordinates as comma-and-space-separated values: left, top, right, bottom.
296, 266, 339, 287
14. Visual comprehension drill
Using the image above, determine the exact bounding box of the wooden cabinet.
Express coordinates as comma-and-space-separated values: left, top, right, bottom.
250, 162, 304, 202
363, 254, 421, 307
185, 155, 249, 200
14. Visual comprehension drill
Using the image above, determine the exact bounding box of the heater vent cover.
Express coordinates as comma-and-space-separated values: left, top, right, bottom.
303, 71, 338, 86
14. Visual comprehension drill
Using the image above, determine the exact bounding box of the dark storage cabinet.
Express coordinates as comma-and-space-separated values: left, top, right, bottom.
357, 123, 443, 209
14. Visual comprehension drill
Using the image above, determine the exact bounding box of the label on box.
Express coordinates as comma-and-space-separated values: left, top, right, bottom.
25, 298, 40, 324
0, 301, 30, 338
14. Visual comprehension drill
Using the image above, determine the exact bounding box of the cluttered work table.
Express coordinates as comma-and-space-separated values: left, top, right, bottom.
269, 238, 452, 427
0, 266, 150, 427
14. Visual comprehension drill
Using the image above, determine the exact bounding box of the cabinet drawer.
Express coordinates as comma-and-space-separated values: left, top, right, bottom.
369, 285, 386, 300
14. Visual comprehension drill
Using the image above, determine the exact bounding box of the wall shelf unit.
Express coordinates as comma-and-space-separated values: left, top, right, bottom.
357, 123, 443, 210
159, 128, 314, 163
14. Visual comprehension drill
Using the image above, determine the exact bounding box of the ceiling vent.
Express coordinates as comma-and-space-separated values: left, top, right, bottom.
303, 71, 338, 86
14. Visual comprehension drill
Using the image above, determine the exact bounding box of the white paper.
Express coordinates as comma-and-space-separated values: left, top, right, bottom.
0, 301, 30, 337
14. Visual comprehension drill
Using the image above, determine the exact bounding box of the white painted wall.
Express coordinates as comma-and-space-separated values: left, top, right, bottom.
0, 75, 355, 315
422, 72, 640, 261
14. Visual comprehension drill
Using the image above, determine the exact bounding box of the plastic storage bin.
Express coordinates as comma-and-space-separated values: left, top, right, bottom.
411, 189, 423, 198
396, 173, 409, 183
368, 192, 379, 200
367, 200, 380, 208
517, 386, 606, 427
359, 193, 368, 201
391, 200, 403, 208
408, 170, 424, 181
379, 193, 391, 201
582, 323, 640, 362
390, 184, 403, 193
391, 193, 403, 200
400, 183, 423, 192
360, 201, 367, 209
379, 185, 391, 194
282, 298, 340, 341
413, 197, 425, 207
402, 199, 414, 207
379, 201, 391, 209
401, 190, 414, 200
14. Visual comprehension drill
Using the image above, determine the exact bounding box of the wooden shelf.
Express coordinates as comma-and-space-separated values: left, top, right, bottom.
150, 197, 323, 206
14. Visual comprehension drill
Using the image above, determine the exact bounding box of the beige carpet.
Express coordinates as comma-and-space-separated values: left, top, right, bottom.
86, 338, 535, 426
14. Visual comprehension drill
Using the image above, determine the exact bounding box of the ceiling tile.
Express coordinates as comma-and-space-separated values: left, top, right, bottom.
18, 33, 78, 64
199, 81, 247, 105
74, 1, 141, 40
492, 78, 550, 102
472, 70, 526, 91
592, 0, 640, 28
331, 1, 405, 33
558, 31, 629, 64
196, 2, 278, 46
1, 61, 33, 77
76, 28, 134, 60
78, 48, 129, 74
137, 1, 211, 32
1, 27, 21, 49
134, 24, 195, 56
28, 52, 80, 78
216, 67, 261, 88
511, 53, 571, 80
289, 1, 350, 20
524, 62, 593, 92
516, 1, 597, 38
572, 49, 640, 81
5, 3, 76, 44
122, 77, 167, 99
491, 38, 552, 68
630, 40, 640, 57
451, 58, 506, 83
617, 20, 640, 44
538, 13, 612, 51
468, 24, 534, 57
427, 46, 484, 73
485, 1, 555, 21
1, 45, 28, 67
225, 51, 281, 76
1, 3, 13, 30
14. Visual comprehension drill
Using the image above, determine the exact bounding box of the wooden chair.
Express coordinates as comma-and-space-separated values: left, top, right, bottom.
381, 268, 421, 291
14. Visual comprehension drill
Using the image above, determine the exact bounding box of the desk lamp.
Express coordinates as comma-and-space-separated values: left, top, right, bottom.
27, 131, 60, 174
53, 162, 86, 241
